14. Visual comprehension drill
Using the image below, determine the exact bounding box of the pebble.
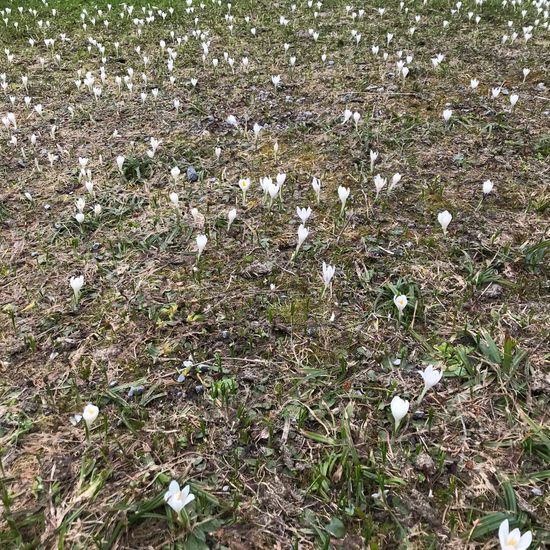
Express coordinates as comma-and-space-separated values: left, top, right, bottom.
187, 166, 198, 182
128, 385, 144, 397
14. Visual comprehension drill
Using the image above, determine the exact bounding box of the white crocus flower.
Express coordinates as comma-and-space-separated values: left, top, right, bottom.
171, 166, 180, 182
169, 192, 179, 208
239, 178, 251, 204
196, 234, 207, 258
227, 208, 237, 230
393, 294, 408, 314
369, 149, 378, 172
389, 173, 402, 191
70, 275, 84, 300
296, 206, 312, 224
253, 122, 262, 140
482, 179, 494, 195
498, 519, 532, 550
321, 262, 336, 291
419, 365, 443, 401
437, 210, 452, 235
276, 173, 286, 187
311, 177, 321, 203
338, 186, 350, 214
82, 403, 99, 426
295, 224, 309, 253
374, 174, 387, 198
116, 155, 125, 173
164, 480, 195, 513
390, 396, 409, 429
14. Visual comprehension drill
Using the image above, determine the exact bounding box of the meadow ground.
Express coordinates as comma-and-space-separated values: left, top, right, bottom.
0, 0, 549, 548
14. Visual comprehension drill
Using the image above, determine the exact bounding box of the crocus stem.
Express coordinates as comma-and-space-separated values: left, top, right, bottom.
179, 508, 191, 530
417, 387, 427, 405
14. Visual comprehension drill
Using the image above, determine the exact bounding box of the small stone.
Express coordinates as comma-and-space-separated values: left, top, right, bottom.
194, 384, 204, 393
177, 373, 186, 383
187, 166, 199, 182
17, 159, 26, 168
306, 325, 318, 337
531, 487, 543, 496
128, 385, 144, 397
484, 283, 503, 299
415, 453, 436, 475
413, 410, 425, 420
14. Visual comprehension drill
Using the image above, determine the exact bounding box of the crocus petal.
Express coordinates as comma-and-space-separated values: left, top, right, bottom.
164, 480, 180, 501
183, 493, 195, 507
168, 494, 184, 513
499, 520, 510, 548
509, 528, 521, 545
518, 531, 532, 550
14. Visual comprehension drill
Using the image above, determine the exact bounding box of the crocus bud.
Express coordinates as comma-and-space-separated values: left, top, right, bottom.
82, 403, 99, 426
390, 396, 409, 429
196, 234, 207, 258
393, 294, 408, 313
437, 210, 452, 234
482, 179, 494, 195
420, 365, 442, 391
227, 208, 237, 229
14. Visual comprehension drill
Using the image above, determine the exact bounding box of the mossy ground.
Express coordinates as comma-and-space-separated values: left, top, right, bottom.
0, 0, 548, 548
